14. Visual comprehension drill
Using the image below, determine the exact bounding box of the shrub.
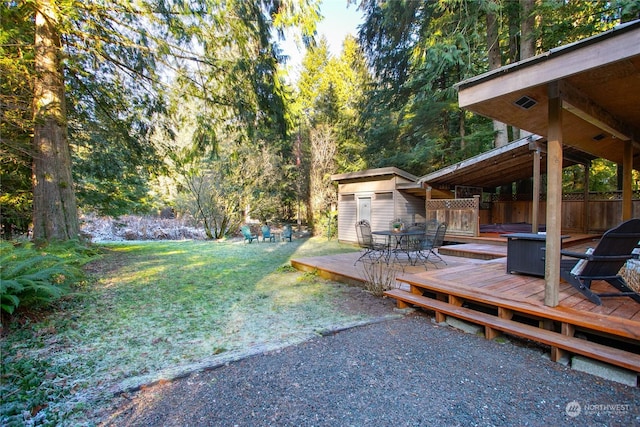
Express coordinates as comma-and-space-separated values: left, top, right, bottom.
0, 241, 85, 317
358, 259, 398, 297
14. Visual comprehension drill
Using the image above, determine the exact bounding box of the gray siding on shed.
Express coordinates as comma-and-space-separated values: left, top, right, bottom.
396, 192, 426, 224
333, 168, 425, 244
371, 192, 395, 232
337, 194, 357, 243
337, 190, 425, 243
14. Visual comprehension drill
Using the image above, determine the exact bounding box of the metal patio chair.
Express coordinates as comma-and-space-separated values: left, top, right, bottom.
354, 220, 389, 265
415, 222, 448, 268
425, 218, 439, 236
391, 223, 424, 267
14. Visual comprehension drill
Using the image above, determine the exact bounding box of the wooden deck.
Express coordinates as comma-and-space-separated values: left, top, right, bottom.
291, 242, 640, 382
444, 231, 599, 246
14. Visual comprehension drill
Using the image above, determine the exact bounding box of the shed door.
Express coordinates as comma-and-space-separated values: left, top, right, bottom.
358, 197, 372, 223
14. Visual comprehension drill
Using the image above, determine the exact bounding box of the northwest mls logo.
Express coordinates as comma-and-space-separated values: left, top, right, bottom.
565, 400, 582, 417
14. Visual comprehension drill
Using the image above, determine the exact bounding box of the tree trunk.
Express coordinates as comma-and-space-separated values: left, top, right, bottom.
520, 0, 536, 59
32, 0, 79, 241
486, 2, 509, 147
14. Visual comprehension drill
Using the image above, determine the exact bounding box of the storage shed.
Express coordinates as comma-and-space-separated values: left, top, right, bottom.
331, 167, 426, 244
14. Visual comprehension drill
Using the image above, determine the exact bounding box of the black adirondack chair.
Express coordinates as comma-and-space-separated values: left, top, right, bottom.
560, 218, 640, 305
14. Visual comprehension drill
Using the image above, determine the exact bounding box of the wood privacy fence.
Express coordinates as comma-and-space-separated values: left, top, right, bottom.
426, 196, 480, 237
490, 191, 640, 234
427, 192, 640, 236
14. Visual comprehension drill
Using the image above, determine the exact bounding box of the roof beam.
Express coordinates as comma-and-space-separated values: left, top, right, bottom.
558, 80, 631, 141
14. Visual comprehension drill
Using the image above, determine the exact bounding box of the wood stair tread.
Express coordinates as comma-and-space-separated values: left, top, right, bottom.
398, 275, 640, 341
385, 288, 640, 373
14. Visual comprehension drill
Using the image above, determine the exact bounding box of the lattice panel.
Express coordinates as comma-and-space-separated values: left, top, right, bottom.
426, 198, 478, 210
490, 191, 640, 202
426, 197, 480, 237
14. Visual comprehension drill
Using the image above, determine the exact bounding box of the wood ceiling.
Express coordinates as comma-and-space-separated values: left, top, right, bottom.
418, 137, 596, 191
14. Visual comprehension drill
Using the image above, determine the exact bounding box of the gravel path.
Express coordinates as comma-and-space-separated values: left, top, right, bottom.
102, 312, 639, 427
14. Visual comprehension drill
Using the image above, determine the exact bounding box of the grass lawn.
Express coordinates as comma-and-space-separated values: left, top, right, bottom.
0, 237, 383, 426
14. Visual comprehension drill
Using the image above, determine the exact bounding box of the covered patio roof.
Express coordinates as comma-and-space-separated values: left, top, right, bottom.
418, 135, 597, 190
455, 19, 640, 307
455, 20, 640, 170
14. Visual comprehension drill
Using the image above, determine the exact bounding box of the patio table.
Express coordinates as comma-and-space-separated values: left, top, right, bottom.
372, 229, 426, 267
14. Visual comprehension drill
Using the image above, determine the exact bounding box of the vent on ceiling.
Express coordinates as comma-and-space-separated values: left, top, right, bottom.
593, 133, 606, 141
514, 95, 537, 110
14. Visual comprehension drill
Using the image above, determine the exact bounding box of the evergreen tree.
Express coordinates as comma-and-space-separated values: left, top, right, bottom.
1, 0, 320, 241
356, 0, 639, 177
294, 34, 370, 233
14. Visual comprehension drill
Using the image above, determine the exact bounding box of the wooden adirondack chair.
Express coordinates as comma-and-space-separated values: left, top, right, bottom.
560, 218, 640, 305
261, 225, 275, 242
240, 225, 258, 243
282, 224, 293, 242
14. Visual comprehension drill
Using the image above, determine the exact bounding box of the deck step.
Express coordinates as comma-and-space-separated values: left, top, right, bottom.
398, 274, 640, 341
439, 243, 506, 260
384, 288, 640, 374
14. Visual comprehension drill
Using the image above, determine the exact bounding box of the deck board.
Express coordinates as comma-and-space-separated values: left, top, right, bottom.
291, 250, 640, 333
291, 246, 640, 375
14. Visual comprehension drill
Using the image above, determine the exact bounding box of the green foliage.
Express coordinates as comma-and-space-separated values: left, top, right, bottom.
294, 35, 370, 233
357, 0, 639, 178
72, 133, 156, 216
590, 159, 621, 193
2, 0, 322, 240
0, 241, 92, 316
147, 1, 326, 231
563, 165, 586, 193
359, 0, 493, 176
534, 0, 639, 52
4, 0, 635, 244
0, 0, 35, 238
562, 159, 640, 194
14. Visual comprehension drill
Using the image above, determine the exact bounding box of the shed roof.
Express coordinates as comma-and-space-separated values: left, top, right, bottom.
331, 139, 598, 197
331, 167, 419, 183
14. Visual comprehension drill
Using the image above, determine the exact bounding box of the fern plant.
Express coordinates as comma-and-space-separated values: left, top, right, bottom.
0, 241, 82, 315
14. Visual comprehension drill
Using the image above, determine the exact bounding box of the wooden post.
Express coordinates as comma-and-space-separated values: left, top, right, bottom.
622, 140, 633, 220
425, 186, 432, 225
473, 195, 480, 236
532, 147, 541, 233
583, 162, 590, 233
545, 82, 563, 307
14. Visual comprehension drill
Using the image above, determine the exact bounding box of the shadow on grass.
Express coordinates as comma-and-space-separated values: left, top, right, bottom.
0, 237, 373, 426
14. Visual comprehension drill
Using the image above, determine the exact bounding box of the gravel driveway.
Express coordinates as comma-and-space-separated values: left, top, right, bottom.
101, 311, 639, 426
